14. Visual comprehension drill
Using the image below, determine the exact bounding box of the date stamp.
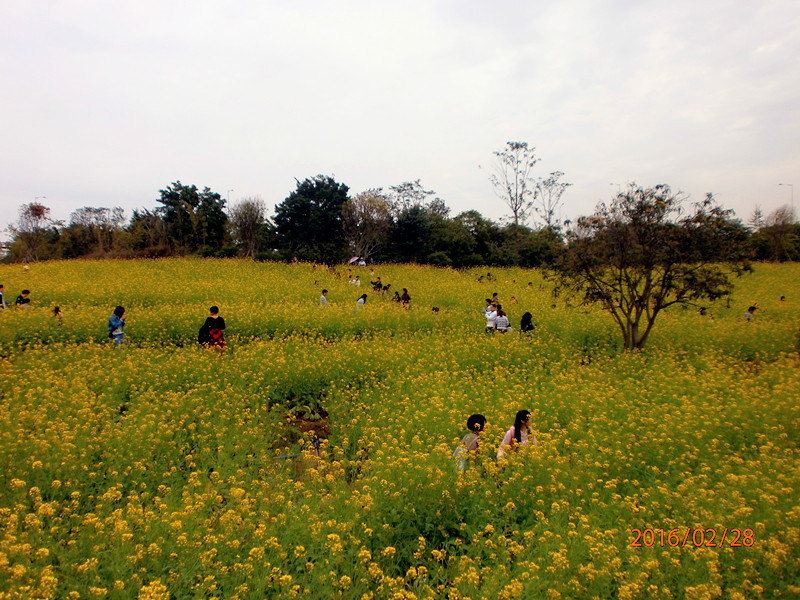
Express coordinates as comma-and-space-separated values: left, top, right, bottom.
631, 528, 754, 548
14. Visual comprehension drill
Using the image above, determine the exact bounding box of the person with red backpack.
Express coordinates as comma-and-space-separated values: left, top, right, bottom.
199, 305, 226, 348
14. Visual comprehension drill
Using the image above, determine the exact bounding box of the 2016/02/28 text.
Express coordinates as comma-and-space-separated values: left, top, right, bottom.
630, 528, 754, 548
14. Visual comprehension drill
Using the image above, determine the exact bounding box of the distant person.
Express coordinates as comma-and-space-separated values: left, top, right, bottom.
0, 284, 6, 308
199, 306, 226, 348
108, 306, 126, 346
356, 293, 367, 308
780, 295, 786, 302
15, 290, 31, 307
357, 258, 367, 266
349, 275, 361, 286
509, 295, 518, 305
520, 312, 535, 333
52, 306, 63, 325
392, 291, 401, 303
401, 288, 411, 309
485, 303, 497, 332
743, 305, 757, 321
320, 289, 328, 306
497, 409, 537, 460
371, 277, 383, 291
495, 308, 511, 333
453, 413, 486, 471
491, 292, 499, 304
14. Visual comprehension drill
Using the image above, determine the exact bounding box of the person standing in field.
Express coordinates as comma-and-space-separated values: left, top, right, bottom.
401, 288, 411, 309
497, 409, 537, 460
199, 306, 226, 348
320, 289, 329, 306
0, 284, 6, 308
108, 306, 126, 346
453, 413, 486, 471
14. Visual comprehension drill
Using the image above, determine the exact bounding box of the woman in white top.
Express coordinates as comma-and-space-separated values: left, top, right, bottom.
485, 304, 497, 332
495, 308, 511, 333
497, 409, 537, 459
356, 293, 367, 308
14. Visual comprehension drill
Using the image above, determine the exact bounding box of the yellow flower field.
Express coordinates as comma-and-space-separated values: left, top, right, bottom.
0, 259, 798, 599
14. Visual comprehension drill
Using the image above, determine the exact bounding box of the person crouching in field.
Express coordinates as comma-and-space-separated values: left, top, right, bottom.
453, 413, 486, 471
199, 305, 226, 348
497, 409, 538, 460
15, 289, 31, 307
494, 308, 511, 332
108, 306, 126, 346
356, 293, 367, 308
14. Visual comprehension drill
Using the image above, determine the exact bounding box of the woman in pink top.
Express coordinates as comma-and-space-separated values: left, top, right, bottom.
497, 409, 537, 459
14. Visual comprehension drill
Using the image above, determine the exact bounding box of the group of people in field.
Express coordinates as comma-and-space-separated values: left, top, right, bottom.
319, 272, 413, 309
453, 409, 538, 471
484, 294, 536, 334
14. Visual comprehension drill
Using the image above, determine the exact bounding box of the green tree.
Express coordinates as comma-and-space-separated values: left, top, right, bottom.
273, 175, 350, 264
550, 184, 750, 350
156, 181, 227, 252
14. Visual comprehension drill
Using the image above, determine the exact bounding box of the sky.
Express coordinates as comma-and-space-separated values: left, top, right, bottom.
1, 0, 798, 234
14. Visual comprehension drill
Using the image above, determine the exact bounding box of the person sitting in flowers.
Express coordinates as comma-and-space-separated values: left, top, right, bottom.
494, 308, 511, 333
497, 409, 538, 460
453, 413, 486, 471
356, 293, 368, 308
198, 305, 226, 348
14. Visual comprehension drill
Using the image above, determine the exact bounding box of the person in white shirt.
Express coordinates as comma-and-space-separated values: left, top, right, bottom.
320, 289, 328, 305
485, 303, 497, 332
495, 308, 511, 333
356, 293, 367, 308
349, 275, 361, 286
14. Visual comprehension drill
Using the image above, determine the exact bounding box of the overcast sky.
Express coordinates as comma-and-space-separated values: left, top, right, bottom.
1, 0, 798, 233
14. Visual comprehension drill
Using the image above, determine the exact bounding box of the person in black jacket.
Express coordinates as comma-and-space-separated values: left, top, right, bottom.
199, 305, 226, 348
520, 312, 535, 333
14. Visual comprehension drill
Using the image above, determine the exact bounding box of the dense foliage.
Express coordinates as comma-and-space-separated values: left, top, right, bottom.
0, 259, 798, 598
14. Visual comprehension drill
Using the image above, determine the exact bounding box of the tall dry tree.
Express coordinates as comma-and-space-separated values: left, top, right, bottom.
488, 141, 539, 226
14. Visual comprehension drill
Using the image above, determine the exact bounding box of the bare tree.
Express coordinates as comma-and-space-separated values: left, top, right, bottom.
748, 205, 764, 230
11, 202, 54, 262
488, 141, 539, 226
342, 189, 392, 260
388, 180, 435, 215
229, 197, 266, 257
534, 171, 571, 230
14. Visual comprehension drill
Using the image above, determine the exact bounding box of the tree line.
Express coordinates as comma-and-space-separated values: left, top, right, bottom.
4, 142, 798, 266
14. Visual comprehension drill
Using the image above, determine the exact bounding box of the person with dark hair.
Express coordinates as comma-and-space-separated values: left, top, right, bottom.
392, 291, 401, 303
453, 413, 487, 471
356, 293, 368, 308
520, 312, 535, 333
743, 305, 757, 321
495, 308, 511, 333
108, 306, 126, 346
15, 290, 31, 307
320, 289, 328, 306
52, 306, 63, 325
0, 284, 6, 309
199, 306, 226, 348
497, 409, 537, 459
400, 288, 411, 309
